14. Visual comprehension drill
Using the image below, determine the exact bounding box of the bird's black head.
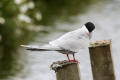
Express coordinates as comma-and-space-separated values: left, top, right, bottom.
85, 22, 95, 32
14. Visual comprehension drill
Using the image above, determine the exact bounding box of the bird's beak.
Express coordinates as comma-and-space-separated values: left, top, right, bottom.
88, 32, 92, 39
88, 32, 91, 36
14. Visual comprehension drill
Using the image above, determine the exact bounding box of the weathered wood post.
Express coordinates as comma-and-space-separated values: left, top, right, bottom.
89, 40, 115, 80
51, 60, 81, 80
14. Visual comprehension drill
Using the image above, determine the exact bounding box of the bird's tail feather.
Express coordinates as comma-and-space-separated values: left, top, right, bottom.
20, 45, 62, 51
26, 48, 62, 51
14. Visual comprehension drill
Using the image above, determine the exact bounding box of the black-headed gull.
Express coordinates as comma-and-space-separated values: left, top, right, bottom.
21, 22, 95, 62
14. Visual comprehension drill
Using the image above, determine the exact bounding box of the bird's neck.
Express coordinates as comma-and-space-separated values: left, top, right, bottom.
81, 25, 89, 34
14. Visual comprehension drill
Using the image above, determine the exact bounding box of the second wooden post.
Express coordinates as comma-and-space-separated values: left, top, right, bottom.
89, 40, 115, 80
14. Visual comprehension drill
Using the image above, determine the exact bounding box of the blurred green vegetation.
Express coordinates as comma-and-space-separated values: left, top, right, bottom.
0, 0, 97, 79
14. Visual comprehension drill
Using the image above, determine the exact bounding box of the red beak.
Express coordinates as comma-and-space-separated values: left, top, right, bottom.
88, 32, 91, 36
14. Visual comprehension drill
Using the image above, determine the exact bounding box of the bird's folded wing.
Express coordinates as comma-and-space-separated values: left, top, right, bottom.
20, 45, 63, 51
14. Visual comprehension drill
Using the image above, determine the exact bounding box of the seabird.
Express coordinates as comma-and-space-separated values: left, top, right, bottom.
21, 22, 95, 62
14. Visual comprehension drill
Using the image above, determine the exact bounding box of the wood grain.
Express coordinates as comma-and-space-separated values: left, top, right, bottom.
89, 40, 115, 80
51, 60, 81, 80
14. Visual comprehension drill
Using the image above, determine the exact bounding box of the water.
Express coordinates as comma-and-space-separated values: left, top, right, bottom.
15, 0, 120, 80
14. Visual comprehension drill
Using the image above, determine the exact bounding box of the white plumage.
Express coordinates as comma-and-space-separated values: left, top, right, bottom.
49, 25, 90, 53
21, 25, 91, 54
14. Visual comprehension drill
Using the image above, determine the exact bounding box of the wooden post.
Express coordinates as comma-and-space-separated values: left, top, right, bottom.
51, 60, 81, 80
89, 40, 115, 80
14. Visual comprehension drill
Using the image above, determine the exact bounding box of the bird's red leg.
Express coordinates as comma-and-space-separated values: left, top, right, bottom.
67, 54, 70, 62
73, 54, 76, 61
73, 54, 78, 63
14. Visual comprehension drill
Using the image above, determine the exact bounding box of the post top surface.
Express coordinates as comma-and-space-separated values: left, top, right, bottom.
89, 40, 111, 48
50, 60, 77, 72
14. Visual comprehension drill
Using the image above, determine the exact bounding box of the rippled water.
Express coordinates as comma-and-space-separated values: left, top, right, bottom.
14, 0, 120, 80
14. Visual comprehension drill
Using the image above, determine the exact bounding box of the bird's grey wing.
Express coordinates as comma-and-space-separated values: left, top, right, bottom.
49, 28, 83, 45
49, 27, 89, 52
20, 45, 63, 51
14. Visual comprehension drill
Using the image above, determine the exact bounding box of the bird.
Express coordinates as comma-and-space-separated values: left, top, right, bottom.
21, 22, 95, 62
